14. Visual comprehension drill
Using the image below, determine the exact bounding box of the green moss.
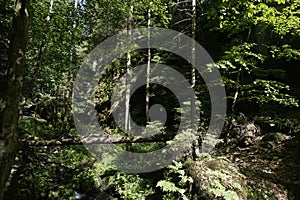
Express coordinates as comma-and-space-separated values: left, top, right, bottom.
188, 155, 248, 200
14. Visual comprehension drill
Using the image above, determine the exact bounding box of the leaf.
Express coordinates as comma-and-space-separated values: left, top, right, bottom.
157, 180, 185, 194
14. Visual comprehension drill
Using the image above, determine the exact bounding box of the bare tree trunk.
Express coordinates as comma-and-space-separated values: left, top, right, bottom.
146, 7, 151, 123
125, 5, 133, 151
191, 0, 199, 159
68, 0, 78, 87
0, 0, 30, 198
191, 0, 196, 130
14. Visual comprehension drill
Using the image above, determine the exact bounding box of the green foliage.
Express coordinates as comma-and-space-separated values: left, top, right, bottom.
84, 0, 170, 47
156, 161, 193, 200
271, 44, 300, 61
0, 0, 15, 76
112, 172, 154, 200
188, 155, 247, 200
7, 144, 100, 199
157, 180, 187, 199
207, 0, 299, 116
5, 0, 300, 199
241, 79, 298, 106
24, 0, 84, 101
92, 162, 155, 200
258, 114, 300, 133
208, 0, 300, 37
217, 42, 265, 71
216, 41, 298, 113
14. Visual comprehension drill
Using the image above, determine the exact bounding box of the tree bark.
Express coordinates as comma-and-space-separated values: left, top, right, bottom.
0, 0, 30, 199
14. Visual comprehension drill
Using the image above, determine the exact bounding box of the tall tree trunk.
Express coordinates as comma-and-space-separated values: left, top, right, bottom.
191, 0, 199, 159
191, 0, 196, 129
125, 5, 133, 151
0, 0, 30, 199
146, 6, 151, 124
68, 0, 78, 87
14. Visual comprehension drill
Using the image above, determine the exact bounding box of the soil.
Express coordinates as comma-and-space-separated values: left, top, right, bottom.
216, 132, 300, 199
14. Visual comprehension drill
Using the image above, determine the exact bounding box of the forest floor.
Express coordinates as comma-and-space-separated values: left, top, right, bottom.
216, 132, 300, 199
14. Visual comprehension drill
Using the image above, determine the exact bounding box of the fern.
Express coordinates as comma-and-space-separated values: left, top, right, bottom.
157, 180, 185, 194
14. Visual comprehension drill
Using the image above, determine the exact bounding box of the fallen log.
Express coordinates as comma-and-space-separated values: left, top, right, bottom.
23, 133, 174, 146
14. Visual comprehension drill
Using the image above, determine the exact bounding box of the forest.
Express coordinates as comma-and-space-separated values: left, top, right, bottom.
0, 0, 300, 199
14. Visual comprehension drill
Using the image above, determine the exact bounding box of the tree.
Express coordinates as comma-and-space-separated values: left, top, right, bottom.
4, 0, 299, 199
146, 3, 151, 123
30, 0, 54, 96
125, 4, 133, 151
0, 0, 30, 198
205, 0, 299, 125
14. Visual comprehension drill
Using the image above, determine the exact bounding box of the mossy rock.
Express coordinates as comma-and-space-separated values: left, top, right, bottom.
187, 155, 248, 200
260, 132, 287, 148
263, 132, 286, 141
187, 154, 290, 199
